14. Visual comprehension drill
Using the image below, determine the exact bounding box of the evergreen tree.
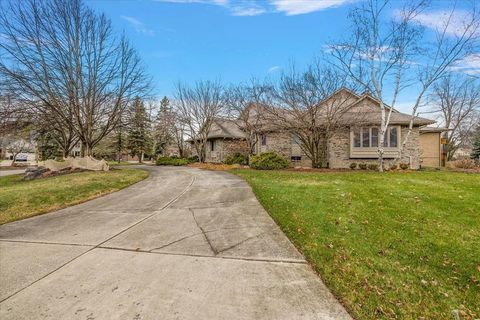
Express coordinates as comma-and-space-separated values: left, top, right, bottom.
127, 97, 152, 163
36, 131, 62, 160
154, 96, 174, 156
470, 124, 480, 160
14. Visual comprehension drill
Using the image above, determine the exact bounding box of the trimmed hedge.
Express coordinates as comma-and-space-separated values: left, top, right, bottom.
224, 153, 247, 165
156, 157, 190, 166
250, 152, 289, 170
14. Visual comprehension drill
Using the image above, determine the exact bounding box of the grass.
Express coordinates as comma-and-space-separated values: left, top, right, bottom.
0, 168, 148, 224
233, 170, 480, 320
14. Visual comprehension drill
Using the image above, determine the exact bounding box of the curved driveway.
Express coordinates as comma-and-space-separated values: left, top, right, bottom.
0, 166, 351, 320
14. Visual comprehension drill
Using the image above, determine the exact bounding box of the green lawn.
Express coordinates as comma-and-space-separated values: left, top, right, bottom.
234, 170, 480, 320
0, 168, 148, 224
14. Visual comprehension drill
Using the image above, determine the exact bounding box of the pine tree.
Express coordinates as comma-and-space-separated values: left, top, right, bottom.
110, 125, 127, 163
127, 97, 152, 163
470, 124, 480, 160
154, 96, 174, 156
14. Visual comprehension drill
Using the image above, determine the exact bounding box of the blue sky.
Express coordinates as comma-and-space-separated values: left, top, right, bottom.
86, 0, 479, 113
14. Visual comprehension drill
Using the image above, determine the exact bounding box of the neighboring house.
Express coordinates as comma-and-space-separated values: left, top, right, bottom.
193, 88, 442, 169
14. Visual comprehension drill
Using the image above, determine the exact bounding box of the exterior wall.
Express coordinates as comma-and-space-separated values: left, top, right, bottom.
419, 132, 441, 167
257, 132, 312, 168
205, 138, 249, 163
328, 126, 421, 169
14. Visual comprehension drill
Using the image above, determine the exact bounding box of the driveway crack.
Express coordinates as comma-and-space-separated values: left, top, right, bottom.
189, 208, 217, 255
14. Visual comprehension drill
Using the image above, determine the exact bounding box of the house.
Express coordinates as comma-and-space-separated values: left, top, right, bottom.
199, 118, 249, 163
196, 88, 442, 169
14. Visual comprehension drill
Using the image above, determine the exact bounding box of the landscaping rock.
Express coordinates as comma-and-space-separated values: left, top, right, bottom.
23, 166, 50, 181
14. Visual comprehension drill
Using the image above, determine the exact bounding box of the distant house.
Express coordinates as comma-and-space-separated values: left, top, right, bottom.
191, 88, 443, 169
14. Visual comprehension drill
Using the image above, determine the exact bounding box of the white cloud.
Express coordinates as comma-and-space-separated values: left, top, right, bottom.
270, 0, 354, 16
268, 66, 281, 73
409, 10, 479, 37
120, 16, 155, 36
158, 0, 353, 16
450, 54, 480, 75
230, 6, 266, 16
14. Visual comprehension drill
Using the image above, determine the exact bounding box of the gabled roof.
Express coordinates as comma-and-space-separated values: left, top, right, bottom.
197, 88, 436, 140
206, 118, 245, 139
185, 118, 245, 142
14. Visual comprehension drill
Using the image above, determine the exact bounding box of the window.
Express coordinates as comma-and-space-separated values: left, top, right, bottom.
261, 134, 267, 146
353, 129, 361, 147
352, 127, 399, 148
371, 128, 378, 147
390, 127, 398, 147
292, 134, 301, 145
210, 140, 215, 152
362, 128, 370, 147
291, 156, 302, 161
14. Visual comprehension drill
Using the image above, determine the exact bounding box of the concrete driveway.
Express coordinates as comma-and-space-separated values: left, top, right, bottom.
0, 169, 25, 177
0, 166, 352, 320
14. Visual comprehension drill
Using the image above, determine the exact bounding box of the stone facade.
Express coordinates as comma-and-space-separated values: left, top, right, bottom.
257, 131, 313, 168
252, 126, 421, 169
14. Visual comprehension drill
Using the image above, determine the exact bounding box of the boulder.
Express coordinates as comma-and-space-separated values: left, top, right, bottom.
23, 166, 50, 181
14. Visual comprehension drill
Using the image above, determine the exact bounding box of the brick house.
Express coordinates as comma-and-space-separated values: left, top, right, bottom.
196, 88, 442, 169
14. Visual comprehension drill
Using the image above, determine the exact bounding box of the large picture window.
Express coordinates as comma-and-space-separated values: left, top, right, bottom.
352, 127, 399, 148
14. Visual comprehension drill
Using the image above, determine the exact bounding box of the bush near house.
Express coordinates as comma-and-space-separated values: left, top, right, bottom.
359, 163, 367, 170
224, 153, 247, 165
250, 152, 289, 170
349, 162, 357, 170
452, 158, 477, 169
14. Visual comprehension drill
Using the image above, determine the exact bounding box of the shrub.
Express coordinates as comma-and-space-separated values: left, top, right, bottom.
224, 153, 247, 165
368, 164, 378, 171
250, 152, 289, 170
390, 164, 398, 171
156, 157, 189, 166
349, 162, 357, 170
453, 158, 477, 169
399, 163, 409, 170
187, 155, 199, 163
359, 163, 367, 170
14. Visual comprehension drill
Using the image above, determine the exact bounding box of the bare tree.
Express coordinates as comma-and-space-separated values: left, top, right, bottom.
266, 62, 360, 168
225, 80, 269, 159
172, 114, 187, 158
173, 80, 225, 162
330, 0, 480, 171
4, 124, 34, 166
431, 75, 480, 160
0, 0, 149, 157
